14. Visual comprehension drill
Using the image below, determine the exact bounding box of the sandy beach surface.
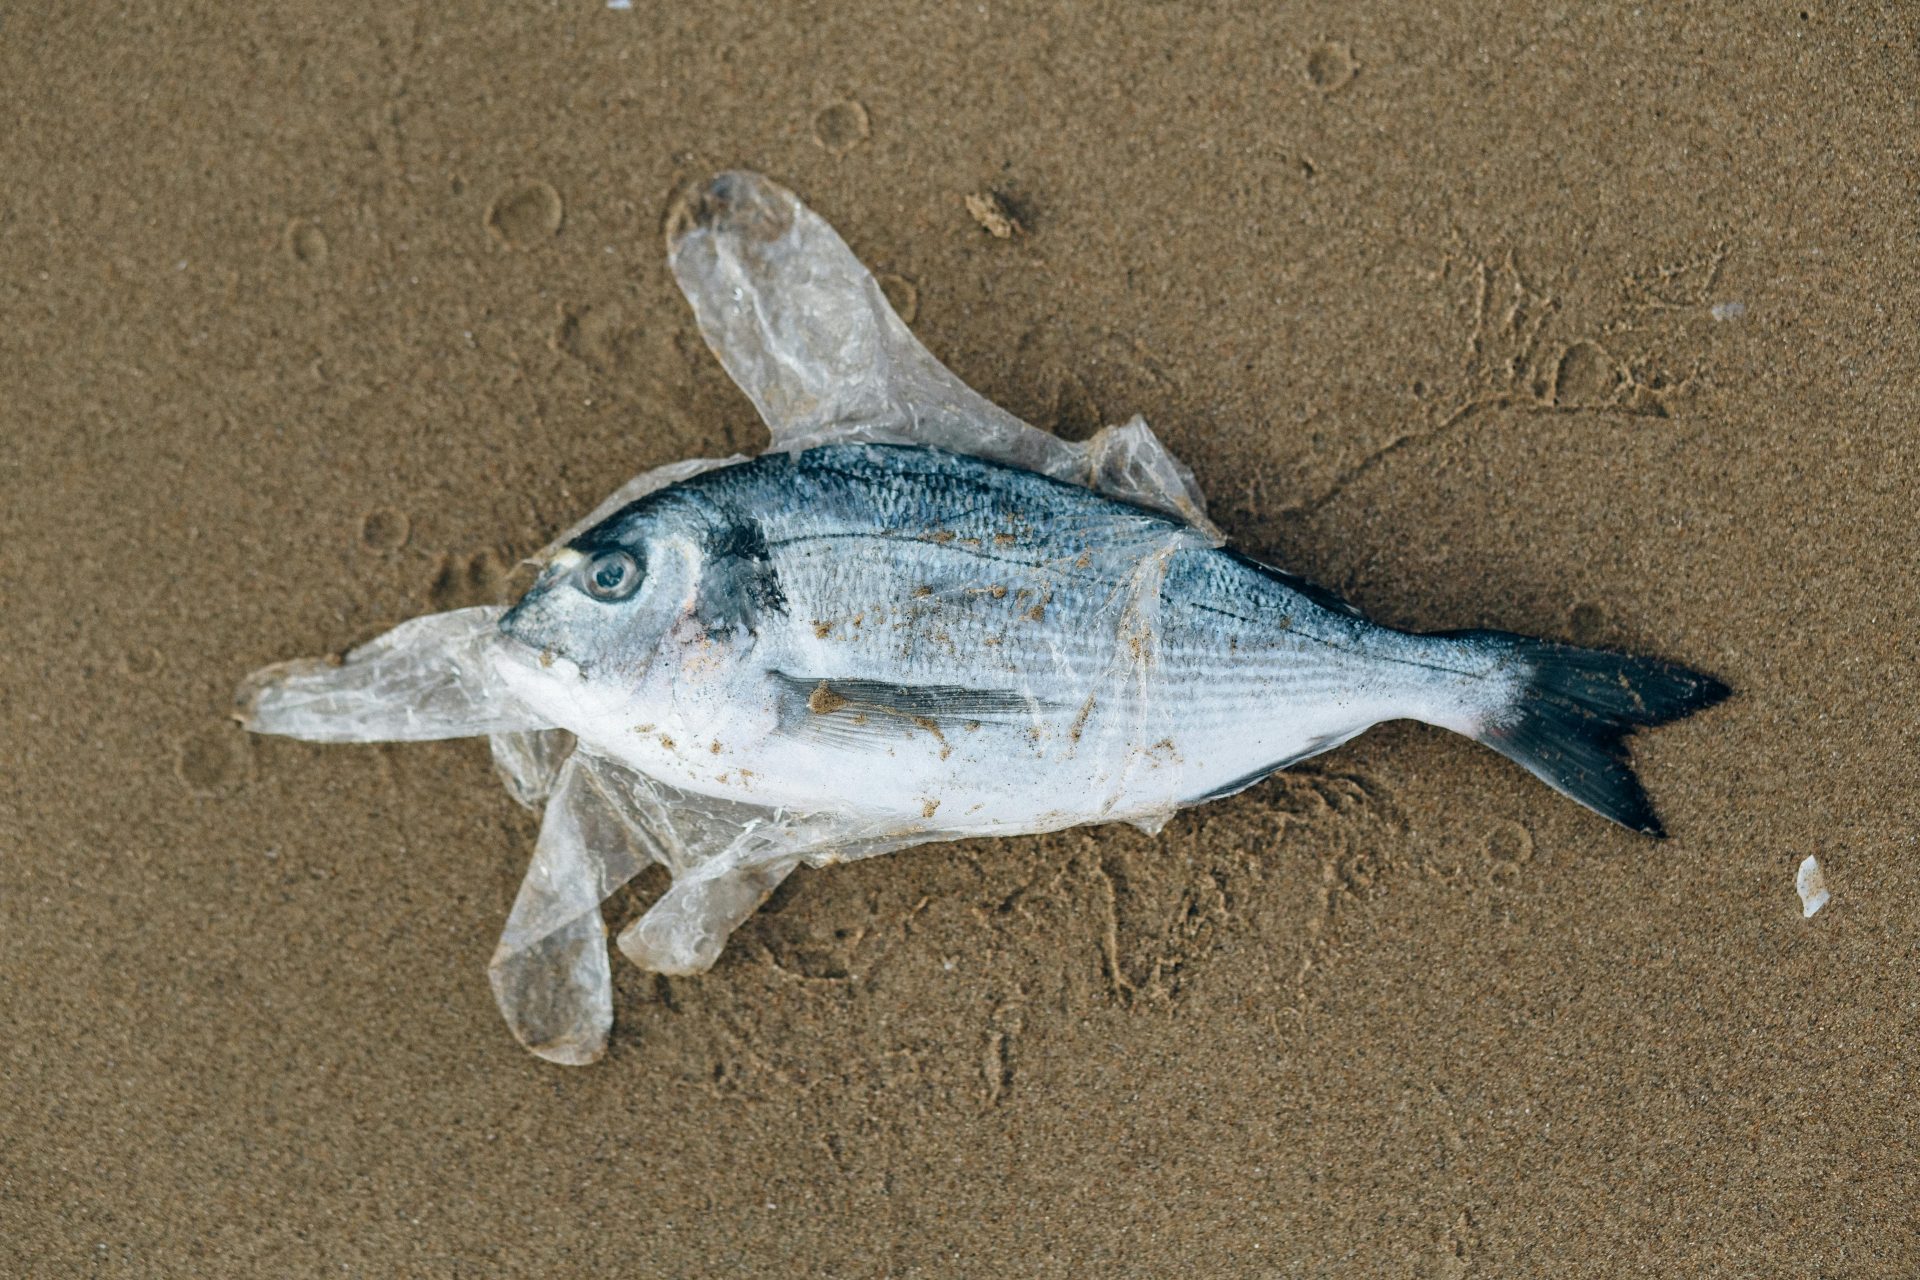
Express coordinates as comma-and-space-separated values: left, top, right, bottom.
4, 3, 1916, 1274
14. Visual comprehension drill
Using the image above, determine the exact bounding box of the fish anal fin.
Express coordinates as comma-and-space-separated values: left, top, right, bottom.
1184, 730, 1362, 805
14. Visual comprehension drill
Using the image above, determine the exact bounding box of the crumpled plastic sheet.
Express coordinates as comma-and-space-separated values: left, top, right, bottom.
665, 170, 1222, 542
238, 170, 1221, 1064
236, 608, 544, 742
489, 727, 575, 810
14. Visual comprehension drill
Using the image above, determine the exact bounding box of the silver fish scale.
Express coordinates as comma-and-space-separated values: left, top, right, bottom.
690, 443, 1385, 677
647, 444, 1468, 817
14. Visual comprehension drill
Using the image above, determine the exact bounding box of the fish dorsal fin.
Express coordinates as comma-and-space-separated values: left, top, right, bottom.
666, 171, 1222, 543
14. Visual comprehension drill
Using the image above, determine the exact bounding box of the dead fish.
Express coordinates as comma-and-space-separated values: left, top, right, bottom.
237, 172, 1727, 1064
500, 442, 1724, 836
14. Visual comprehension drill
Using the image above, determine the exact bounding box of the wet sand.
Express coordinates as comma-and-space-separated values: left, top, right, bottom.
3, 3, 1916, 1274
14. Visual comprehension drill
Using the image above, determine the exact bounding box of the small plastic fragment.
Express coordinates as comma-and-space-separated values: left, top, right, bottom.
488, 907, 611, 1067
619, 858, 798, 975
1795, 855, 1830, 918
489, 728, 575, 810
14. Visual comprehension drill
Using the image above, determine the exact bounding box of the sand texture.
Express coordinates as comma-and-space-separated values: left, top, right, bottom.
3, 3, 1916, 1274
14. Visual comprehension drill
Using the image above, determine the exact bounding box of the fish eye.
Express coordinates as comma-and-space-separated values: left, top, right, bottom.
581, 550, 640, 602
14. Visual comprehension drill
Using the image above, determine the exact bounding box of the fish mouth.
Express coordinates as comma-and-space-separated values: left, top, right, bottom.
494, 601, 587, 689
497, 549, 583, 656
495, 598, 538, 649
497, 597, 559, 657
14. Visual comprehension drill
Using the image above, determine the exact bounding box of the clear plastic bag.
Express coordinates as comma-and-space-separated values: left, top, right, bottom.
239, 172, 1220, 1063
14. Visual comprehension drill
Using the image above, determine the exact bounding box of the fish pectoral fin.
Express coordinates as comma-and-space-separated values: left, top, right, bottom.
775, 672, 1042, 718
770, 671, 1044, 748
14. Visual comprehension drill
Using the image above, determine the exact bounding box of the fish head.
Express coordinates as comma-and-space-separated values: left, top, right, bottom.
498, 503, 703, 692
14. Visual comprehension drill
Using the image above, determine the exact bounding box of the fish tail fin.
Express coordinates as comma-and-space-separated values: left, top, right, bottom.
1437, 629, 1730, 837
